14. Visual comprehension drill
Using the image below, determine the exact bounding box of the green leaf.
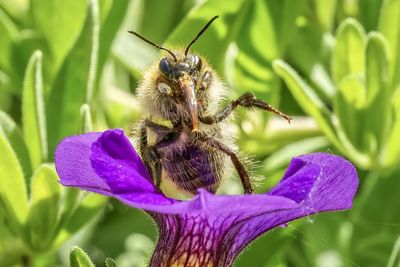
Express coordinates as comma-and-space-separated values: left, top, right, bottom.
315, 0, 337, 31
387, 235, 400, 267
58, 188, 81, 222
0, 134, 28, 232
31, 0, 87, 80
80, 104, 93, 133
262, 136, 329, 177
230, 0, 302, 104
55, 194, 106, 247
272, 60, 343, 151
366, 33, 390, 104
105, 258, 117, 267
98, 0, 113, 26
112, 0, 159, 76
70, 246, 95, 267
95, 0, 129, 89
384, 86, 400, 169
365, 32, 390, 155
22, 51, 48, 169
332, 18, 366, 84
12, 31, 46, 94
0, 112, 30, 264
0, 111, 32, 180
359, 0, 383, 31
274, 61, 372, 169
26, 164, 61, 252
86, 0, 100, 103
0, 234, 26, 267
273, 0, 305, 53
351, 171, 400, 265
285, 13, 335, 100
47, 0, 100, 156
140, 0, 188, 41
53, 187, 81, 242
238, 115, 323, 156
235, 228, 294, 267
334, 75, 366, 150
0, 9, 18, 77
0, 0, 28, 22
286, 14, 324, 74
379, 0, 400, 89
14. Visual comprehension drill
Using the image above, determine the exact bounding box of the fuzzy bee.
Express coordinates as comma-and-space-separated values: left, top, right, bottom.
130, 16, 291, 197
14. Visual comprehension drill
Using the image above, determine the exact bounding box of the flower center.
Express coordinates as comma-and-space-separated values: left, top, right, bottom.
149, 214, 237, 267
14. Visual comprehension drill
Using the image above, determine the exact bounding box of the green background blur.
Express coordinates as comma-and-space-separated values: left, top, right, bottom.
1, 0, 400, 266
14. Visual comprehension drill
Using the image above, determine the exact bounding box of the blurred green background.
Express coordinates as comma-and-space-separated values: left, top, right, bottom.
1, 0, 400, 266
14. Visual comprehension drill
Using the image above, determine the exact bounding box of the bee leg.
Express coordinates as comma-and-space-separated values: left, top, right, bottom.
140, 120, 182, 191
144, 119, 173, 136
149, 147, 163, 190
199, 92, 292, 124
139, 122, 164, 191
139, 122, 150, 169
141, 146, 163, 192
192, 131, 254, 194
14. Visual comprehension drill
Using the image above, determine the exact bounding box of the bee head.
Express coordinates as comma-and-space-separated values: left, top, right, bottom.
155, 53, 205, 129
129, 16, 219, 129
158, 54, 202, 81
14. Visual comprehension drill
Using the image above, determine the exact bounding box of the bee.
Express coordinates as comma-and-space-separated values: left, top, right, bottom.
129, 15, 291, 197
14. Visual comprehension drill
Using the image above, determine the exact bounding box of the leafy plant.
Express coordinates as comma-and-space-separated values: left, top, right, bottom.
0, 50, 106, 266
274, 0, 400, 172
0, 0, 120, 264
0, 0, 399, 266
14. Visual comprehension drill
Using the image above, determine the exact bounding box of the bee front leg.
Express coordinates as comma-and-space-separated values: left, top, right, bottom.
192, 131, 254, 194
199, 92, 292, 124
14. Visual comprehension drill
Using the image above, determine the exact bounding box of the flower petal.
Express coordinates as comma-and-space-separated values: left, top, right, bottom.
90, 129, 154, 193
55, 131, 112, 195
55, 129, 178, 208
269, 152, 359, 210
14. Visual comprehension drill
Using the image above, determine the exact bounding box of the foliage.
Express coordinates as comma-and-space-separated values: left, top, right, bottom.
274, 3, 400, 172
0, 0, 399, 266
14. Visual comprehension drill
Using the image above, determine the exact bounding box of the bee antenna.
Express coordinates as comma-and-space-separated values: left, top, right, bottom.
184, 15, 219, 56
128, 31, 177, 61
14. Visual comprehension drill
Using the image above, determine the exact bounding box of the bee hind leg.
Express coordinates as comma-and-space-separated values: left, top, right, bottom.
199, 92, 292, 124
192, 131, 254, 194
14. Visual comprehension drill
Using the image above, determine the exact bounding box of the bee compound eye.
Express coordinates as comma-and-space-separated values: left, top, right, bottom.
195, 56, 202, 70
157, 82, 173, 95
178, 62, 190, 71
159, 58, 174, 79
187, 54, 202, 70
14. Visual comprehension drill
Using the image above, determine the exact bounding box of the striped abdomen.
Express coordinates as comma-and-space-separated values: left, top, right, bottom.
162, 145, 223, 194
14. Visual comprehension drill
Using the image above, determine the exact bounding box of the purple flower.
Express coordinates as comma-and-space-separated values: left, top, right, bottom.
55, 129, 358, 267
